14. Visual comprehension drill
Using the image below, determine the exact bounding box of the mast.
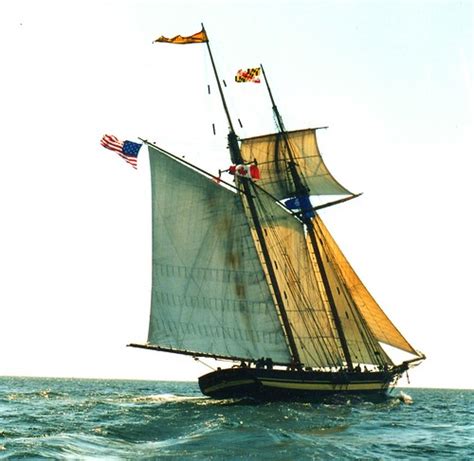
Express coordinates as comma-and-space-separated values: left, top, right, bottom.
261, 64, 354, 370
202, 26, 302, 366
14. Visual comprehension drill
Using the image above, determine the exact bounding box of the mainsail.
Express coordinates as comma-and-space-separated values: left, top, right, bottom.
312, 216, 418, 355
147, 144, 291, 363
306, 216, 395, 366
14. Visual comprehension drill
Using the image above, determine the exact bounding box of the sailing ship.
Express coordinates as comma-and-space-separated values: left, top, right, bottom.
129, 27, 425, 401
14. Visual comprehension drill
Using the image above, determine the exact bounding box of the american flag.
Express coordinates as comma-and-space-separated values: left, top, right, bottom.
100, 134, 142, 169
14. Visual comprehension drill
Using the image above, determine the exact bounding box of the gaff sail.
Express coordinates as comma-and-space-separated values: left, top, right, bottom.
312, 216, 419, 356
244, 180, 393, 367
146, 143, 292, 363
240, 181, 343, 368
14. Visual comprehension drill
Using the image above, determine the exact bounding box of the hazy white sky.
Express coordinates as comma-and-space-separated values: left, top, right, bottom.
1, 0, 472, 389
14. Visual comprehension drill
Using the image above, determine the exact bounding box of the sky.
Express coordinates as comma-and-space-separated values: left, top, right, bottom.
0, 0, 472, 389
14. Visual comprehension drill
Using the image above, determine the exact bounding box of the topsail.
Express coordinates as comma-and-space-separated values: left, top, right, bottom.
240, 128, 352, 199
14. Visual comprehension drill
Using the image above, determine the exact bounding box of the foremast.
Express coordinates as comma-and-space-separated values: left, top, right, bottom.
203, 26, 302, 367
260, 65, 354, 370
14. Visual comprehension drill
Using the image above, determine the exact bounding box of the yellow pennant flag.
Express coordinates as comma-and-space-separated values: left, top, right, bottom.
154, 28, 208, 44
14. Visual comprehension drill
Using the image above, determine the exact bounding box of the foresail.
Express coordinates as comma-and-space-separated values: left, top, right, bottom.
147, 144, 292, 362
242, 182, 345, 368
240, 129, 351, 200
312, 216, 418, 356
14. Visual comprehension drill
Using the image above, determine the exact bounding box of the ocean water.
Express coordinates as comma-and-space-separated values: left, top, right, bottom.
0, 377, 472, 460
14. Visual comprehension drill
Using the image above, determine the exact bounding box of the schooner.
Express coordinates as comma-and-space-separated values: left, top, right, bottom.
128, 26, 425, 400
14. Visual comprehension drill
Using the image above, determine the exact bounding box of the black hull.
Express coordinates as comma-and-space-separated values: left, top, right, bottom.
199, 367, 398, 402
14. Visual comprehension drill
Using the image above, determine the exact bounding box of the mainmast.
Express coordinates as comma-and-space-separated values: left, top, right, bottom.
261, 64, 354, 370
202, 26, 302, 366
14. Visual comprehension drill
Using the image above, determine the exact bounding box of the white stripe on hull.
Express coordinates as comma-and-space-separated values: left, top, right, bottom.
260, 380, 388, 391
203, 377, 389, 394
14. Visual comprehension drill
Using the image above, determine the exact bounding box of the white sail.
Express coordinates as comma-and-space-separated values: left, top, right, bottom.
147, 144, 292, 362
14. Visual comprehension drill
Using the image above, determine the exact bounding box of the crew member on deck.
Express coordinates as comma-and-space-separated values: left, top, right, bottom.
264, 358, 273, 370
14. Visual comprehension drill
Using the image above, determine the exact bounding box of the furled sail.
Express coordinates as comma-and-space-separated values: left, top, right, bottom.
312, 216, 418, 356
240, 129, 351, 200
147, 144, 292, 362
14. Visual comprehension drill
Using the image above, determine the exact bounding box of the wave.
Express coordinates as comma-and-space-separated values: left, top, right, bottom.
128, 393, 206, 404
5, 389, 68, 401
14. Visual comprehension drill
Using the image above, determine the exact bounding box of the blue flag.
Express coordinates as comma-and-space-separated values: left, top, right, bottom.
284, 195, 315, 219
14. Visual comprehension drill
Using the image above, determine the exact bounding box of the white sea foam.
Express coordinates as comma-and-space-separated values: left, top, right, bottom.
398, 391, 413, 404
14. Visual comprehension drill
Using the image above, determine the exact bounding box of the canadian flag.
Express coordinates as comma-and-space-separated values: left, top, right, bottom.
228, 164, 260, 180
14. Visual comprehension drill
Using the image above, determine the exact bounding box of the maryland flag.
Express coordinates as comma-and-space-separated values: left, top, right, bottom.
235, 68, 261, 83
154, 28, 208, 44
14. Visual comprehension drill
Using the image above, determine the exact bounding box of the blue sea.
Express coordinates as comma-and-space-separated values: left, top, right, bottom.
0, 377, 472, 460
